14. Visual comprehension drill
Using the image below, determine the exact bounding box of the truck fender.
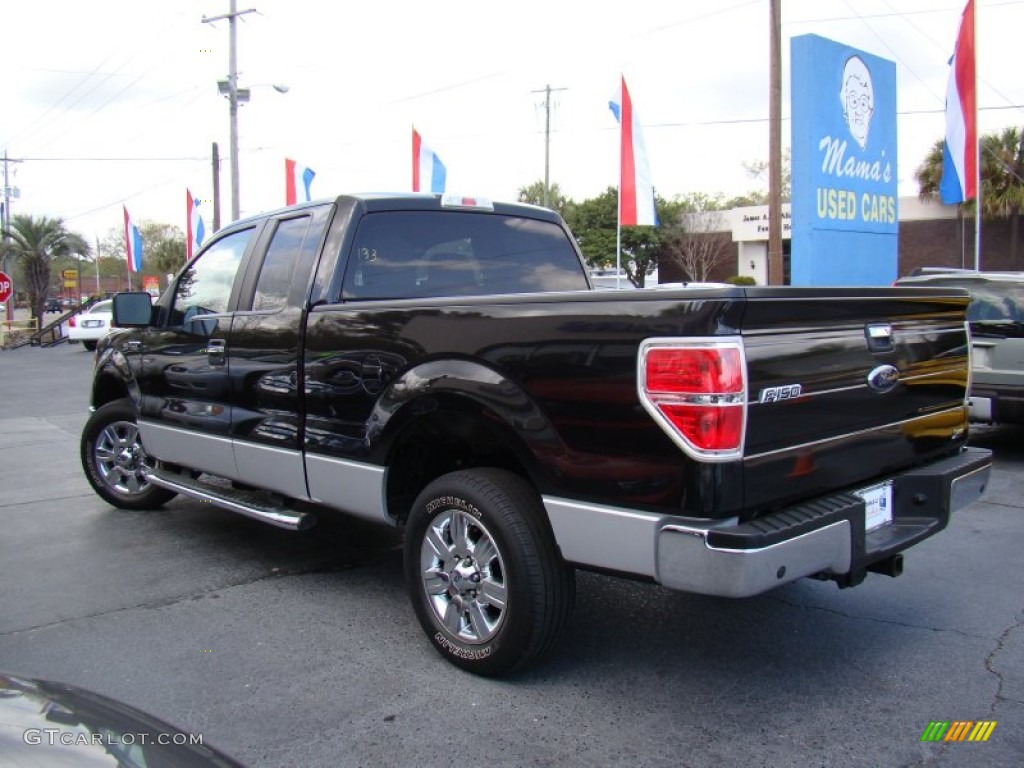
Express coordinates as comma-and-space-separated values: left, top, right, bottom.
91, 345, 143, 410
368, 357, 563, 474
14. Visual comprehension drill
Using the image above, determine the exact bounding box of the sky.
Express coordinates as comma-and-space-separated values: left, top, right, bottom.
3, 0, 1023, 251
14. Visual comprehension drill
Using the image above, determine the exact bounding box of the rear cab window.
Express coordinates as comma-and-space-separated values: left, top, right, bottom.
341, 210, 587, 300
903, 277, 1024, 326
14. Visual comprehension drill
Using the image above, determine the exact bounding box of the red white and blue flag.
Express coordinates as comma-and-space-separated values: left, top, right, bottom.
123, 206, 143, 273
609, 76, 658, 227
412, 128, 447, 194
186, 189, 206, 260
285, 158, 316, 205
939, 0, 976, 204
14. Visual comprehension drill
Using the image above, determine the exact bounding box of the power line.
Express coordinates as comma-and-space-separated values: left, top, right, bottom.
20, 156, 208, 162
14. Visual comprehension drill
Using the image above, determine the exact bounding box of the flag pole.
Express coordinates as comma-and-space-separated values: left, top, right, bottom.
616, 191, 622, 290
615, 84, 622, 290
972, 0, 981, 270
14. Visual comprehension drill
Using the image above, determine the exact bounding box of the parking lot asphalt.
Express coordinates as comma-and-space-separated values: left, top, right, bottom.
0, 342, 1021, 767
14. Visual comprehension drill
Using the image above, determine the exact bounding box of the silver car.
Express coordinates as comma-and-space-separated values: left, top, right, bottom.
896, 270, 1024, 425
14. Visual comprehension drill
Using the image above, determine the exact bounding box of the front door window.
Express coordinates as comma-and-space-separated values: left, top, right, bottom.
171, 228, 253, 334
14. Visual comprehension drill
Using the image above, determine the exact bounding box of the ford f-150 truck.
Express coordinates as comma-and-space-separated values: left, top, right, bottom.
81, 193, 992, 676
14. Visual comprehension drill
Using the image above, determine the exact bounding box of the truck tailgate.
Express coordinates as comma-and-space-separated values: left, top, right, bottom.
740, 289, 971, 514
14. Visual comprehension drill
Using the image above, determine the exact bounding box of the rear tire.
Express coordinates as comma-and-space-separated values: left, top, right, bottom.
82, 340, 97, 351
404, 469, 574, 676
81, 399, 176, 510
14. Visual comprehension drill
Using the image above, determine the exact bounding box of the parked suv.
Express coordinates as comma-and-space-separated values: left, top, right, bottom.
895, 270, 1024, 424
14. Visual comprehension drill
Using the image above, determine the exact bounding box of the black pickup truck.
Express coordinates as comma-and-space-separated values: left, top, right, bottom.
81, 193, 992, 676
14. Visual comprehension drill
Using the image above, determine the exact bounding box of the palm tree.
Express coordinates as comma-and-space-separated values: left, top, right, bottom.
914, 140, 945, 200
1, 215, 90, 324
915, 128, 1024, 265
982, 127, 1024, 264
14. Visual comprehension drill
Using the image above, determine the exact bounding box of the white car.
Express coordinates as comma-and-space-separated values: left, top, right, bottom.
68, 299, 113, 351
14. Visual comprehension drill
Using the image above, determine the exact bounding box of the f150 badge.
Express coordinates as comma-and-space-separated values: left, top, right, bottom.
759, 384, 802, 403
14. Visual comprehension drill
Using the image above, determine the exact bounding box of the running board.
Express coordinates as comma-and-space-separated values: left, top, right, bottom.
145, 468, 315, 531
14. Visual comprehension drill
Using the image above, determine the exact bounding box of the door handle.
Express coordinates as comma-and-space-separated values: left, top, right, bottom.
206, 338, 226, 366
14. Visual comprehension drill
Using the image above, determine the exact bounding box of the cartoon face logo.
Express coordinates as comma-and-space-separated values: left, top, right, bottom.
840, 56, 874, 150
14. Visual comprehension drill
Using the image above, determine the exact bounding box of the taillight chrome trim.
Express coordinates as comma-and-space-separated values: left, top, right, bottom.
637, 336, 748, 462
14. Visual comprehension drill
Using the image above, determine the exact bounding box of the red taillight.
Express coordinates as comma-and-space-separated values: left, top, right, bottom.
645, 348, 743, 394
639, 341, 747, 460
655, 404, 745, 451
69, 316, 77, 328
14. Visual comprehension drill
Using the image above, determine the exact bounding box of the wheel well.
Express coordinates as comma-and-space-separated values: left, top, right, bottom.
92, 372, 130, 410
385, 408, 535, 526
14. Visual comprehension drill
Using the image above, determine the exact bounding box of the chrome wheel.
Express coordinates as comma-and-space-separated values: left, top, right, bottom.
420, 508, 508, 644
93, 420, 154, 497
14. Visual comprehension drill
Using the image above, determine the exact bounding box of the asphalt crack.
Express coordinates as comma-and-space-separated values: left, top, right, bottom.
984, 609, 1024, 711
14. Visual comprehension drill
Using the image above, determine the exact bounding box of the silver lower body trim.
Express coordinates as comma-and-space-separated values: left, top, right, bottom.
305, 453, 390, 526
543, 498, 664, 578
234, 440, 309, 500
138, 420, 239, 480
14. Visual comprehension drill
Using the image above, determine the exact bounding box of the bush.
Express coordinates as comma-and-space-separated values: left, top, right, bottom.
725, 275, 757, 286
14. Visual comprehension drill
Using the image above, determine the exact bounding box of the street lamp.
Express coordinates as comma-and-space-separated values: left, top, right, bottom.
214, 78, 289, 222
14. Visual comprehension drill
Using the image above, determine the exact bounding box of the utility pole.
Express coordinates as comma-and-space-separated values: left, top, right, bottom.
768, 0, 784, 286
532, 84, 566, 209
212, 141, 222, 232
203, 1, 256, 222
2, 150, 23, 321
95, 236, 102, 296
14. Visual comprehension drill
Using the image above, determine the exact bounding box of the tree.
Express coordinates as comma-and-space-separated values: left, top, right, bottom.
145, 225, 187, 276
100, 221, 186, 288
661, 195, 732, 282
561, 186, 666, 288
517, 180, 572, 219
1, 215, 89, 323
915, 129, 1024, 265
731, 148, 792, 207
982, 127, 1024, 264
914, 139, 945, 200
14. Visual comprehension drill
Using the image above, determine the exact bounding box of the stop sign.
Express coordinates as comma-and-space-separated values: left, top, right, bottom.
0, 271, 12, 304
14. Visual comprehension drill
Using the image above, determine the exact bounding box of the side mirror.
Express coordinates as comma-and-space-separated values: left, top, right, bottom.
112, 292, 155, 328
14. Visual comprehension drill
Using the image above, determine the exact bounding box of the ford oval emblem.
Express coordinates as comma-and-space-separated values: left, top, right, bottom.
867, 365, 900, 393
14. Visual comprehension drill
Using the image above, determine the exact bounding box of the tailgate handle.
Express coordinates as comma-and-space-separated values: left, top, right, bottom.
865, 323, 893, 353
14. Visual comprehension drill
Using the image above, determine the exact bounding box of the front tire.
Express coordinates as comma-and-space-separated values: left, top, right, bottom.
81, 399, 176, 510
404, 469, 574, 676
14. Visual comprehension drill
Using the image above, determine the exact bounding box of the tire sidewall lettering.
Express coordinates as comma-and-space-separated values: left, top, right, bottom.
425, 495, 481, 520
433, 631, 495, 661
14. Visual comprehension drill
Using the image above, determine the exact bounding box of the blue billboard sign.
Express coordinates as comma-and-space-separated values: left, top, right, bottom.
791, 35, 898, 285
